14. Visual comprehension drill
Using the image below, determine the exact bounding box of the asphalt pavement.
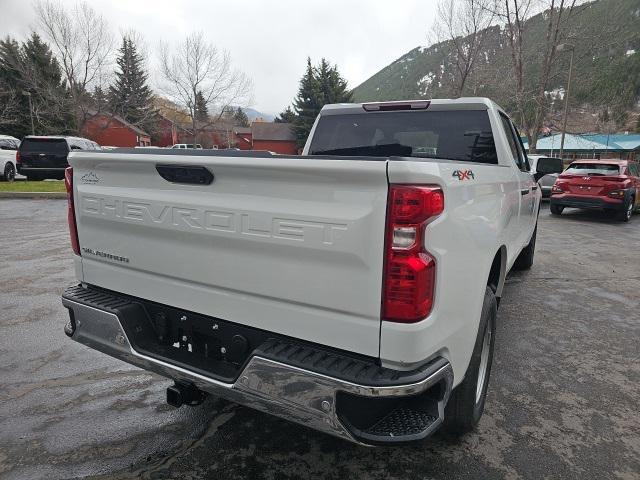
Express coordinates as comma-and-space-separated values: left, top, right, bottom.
0, 199, 638, 480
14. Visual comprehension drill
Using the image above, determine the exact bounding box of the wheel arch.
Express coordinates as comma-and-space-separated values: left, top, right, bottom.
487, 246, 507, 300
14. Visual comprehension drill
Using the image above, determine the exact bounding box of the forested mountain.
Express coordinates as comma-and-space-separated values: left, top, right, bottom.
353, 0, 640, 133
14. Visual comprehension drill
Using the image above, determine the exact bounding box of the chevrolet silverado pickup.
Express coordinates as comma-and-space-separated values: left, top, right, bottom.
61, 98, 557, 445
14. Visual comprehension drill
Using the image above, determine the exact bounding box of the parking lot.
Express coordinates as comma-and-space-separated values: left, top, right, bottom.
1, 199, 639, 480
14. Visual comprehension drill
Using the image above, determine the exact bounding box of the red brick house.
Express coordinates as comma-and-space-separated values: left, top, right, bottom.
149, 121, 297, 153
233, 127, 252, 150
251, 123, 297, 154
177, 126, 229, 149
83, 113, 151, 147
151, 113, 178, 147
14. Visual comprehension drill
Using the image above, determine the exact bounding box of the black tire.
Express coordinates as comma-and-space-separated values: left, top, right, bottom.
3, 162, 15, 182
513, 226, 536, 270
444, 286, 497, 434
616, 196, 634, 222
550, 203, 563, 215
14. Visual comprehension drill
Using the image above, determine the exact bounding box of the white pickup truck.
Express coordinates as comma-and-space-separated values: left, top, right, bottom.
61, 98, 558, 445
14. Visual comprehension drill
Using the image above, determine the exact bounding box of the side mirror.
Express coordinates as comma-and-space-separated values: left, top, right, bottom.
534, 158, 563, 181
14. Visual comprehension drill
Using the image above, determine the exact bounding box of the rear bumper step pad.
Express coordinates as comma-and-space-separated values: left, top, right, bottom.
62, 284, 453, 444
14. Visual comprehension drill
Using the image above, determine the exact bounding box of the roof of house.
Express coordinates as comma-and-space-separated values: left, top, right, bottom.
154, 111, 177, 125
251, 123, 295, 142
233, 127, 251, 135
523, 133, 640, 151
87, 111, 150, 137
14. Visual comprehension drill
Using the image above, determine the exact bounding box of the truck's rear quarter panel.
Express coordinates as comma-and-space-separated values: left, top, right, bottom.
71, 153, 388, 357
383, 160, 518, 382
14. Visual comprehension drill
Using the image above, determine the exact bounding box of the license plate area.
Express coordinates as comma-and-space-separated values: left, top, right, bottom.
570, 185, 602, 195
118, 299, 273, 382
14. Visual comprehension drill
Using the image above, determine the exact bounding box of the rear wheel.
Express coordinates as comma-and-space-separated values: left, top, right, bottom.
3, 163, 15, 182
444, 286, 497, 434
513, 226, 536, 270
617, 196, 634, 222
550, 204, 563, 215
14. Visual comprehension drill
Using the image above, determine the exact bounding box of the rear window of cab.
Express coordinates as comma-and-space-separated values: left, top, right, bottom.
308, 110, 498, 164
19, 138, 69, 154
564, 163, 621, 176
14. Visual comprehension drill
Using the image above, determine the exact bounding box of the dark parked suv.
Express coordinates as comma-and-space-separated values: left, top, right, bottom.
17, 136, 100, 180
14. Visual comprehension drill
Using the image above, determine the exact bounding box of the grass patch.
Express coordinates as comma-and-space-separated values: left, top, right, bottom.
0, 180, 66, 192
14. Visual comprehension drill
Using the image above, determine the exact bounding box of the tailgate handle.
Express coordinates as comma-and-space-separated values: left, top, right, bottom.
156, 164, 214, 185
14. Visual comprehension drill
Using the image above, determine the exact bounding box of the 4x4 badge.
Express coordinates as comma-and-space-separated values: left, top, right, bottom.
452, 169, 475, 181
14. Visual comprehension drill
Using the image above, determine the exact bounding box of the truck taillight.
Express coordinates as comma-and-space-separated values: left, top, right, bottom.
64, 167, 80, 255
16, 151, 20, 164
382, 185, 443, 322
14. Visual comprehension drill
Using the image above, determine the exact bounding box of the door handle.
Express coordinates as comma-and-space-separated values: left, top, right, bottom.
520, 188, 530, 195
531, 185, 538, 191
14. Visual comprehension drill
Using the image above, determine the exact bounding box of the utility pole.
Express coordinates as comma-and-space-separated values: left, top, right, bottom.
558, 44, 575, 161
22, 91, 35, 135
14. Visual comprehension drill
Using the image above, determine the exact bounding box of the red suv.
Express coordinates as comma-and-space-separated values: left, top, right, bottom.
550, 159, 640, 222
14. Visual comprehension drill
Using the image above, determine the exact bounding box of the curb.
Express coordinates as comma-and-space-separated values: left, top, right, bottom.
0, 192, 67, 199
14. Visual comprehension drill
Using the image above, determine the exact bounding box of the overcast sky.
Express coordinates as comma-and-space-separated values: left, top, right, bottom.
0, 0, 438, 115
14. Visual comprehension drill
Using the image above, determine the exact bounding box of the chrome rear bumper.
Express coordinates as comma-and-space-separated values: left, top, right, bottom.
62, 288, 453, 445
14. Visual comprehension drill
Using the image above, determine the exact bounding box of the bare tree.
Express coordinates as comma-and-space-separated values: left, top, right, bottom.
496, 0, 581, 152
432, 0, 495, 96
501, 0, 533, 116
0, 86, 20, 126
529, 0, 581, 152
35, 0, 113, 134
159, 32, 253, 145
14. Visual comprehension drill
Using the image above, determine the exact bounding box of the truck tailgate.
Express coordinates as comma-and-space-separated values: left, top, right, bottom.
70, 152, 388, 357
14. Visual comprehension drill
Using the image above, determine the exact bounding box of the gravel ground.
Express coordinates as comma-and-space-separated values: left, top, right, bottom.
0, 199, 638, 480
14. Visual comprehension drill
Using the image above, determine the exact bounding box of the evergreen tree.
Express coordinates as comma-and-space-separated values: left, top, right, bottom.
0, 37, 23, 131
194, 90, 209, 123
291, 58, 322, 148
0, 33, 71, 136
108, 35, 153, 127
23, 33, 73, 134
92, 86, 107, 112
233, 107, 249, 127
287, 58, 352, 148
275, 106, 296, 123
317, 58, 352, 105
